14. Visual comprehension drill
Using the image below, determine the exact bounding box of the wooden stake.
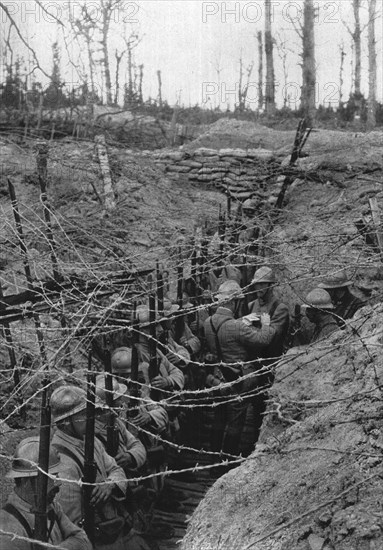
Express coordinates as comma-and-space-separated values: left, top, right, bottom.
95, 134, 116, 211
369, 197, 383, 258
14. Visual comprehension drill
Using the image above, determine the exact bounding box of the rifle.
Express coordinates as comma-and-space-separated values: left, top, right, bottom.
199, 233, 209, 291
82, 350, 97, 546
218, 205, 226, 261
241, 252, 249, 316
8, 178, 50, 544
174, 265, 184, 343
128, 303, 140, 418
34, 377, 51, 548
190, 247, 197, 299
104, 350, 119, 457
226, 182, 232, 220
148, 293, 160, 401
156, 265, 168, 355
0, 280, 24, 418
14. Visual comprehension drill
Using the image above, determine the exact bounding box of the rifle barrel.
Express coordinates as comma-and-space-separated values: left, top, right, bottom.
148, 294, 158, 382
34, 379, 51, 544
129, 303, 140, 418
83, 351, 97, 545
104, 350, 118, 457
8, 178, 51, 542
175, 266, 184, 343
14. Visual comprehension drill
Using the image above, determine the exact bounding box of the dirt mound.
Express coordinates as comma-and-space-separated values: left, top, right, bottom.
182, 304, 383, 550
0, 139, 224, 279
185, 118, 383, 167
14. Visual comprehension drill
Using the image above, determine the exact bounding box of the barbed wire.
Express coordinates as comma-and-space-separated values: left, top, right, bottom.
1, 134, 382, 548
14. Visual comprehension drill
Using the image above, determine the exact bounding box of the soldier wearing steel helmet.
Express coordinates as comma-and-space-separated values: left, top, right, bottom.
204, 280, 276, 460
236, 195, 270, 282
94, 374, 147, 475
0, 436, 91, 550
318, 270, 365, 326
303, 288, 339, 342
135, 304, 185, 392
111, 348, 170, 512
50, 386, 150, 550
111, 347, 169, 442
248, 266, 290, 359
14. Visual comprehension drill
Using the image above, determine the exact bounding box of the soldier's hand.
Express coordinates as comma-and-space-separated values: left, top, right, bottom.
179, 335, 188, 347
130, 409, 151, 427
151, 375, 169, 389
260, 313, 271, 326
90, 482, 113, 506
165, 351, 179, 365
115, 451, 135, 469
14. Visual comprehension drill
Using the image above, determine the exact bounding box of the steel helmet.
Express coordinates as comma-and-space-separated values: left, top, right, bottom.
51, 386, 88, 423
6, 436, 62, 479
136, 305, 151, 325
111, 347, 132, 374
163, 299, 180, 317
304, 288, 334, 309
215, 280, 244, 301
94, 374, 128, 402
318, 270, 353, 289
251, 266, 276, 285
242, 198, 257, 212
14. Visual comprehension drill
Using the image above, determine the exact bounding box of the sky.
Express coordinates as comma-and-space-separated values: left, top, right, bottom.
1, 0, 382, 109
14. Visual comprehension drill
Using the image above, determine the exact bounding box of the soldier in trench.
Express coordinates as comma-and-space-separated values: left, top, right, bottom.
247, 266, 290, 444
204, 280, 277, 464
303, 288, 339, 342
318, 269, 365, 327
0, 437, 92, 550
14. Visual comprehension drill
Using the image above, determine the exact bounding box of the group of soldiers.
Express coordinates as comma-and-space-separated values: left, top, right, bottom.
0, 197, 366, 550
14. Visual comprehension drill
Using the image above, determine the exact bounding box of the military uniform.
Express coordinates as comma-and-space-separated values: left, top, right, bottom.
204, 305, 276, 456
96, 416, 147, 472
248, 295, 290, 358
136, 342, 185, 391
0, 493, 91, 550
310, 312, 339, 342
334, 291, 365, 324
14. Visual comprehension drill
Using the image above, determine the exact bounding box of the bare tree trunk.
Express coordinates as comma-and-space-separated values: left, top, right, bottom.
257, 31, 263, 111
238, 53, 244, 111
114, 50, 124, 105
82, 30, 96, 99
157, 70, 163, 108
242, 62, 254, 110
275, 32, 289, 108
36, 92, 43, 131
127, 46, 133, 105
101, 5, 112, 105
264, 0, 275, 115
301, 0, 316, 125
339, 41, 346, 108
353, 0, 361, 96
138, 64, 144, 104
170, 105, 179, 146
367, 0, 377, 129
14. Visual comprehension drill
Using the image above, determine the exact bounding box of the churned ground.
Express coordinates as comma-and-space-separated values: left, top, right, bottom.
181, 121, 383, 550
182, 303, 383, 550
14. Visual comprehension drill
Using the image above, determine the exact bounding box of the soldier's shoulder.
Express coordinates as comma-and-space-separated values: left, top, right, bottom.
276, 301, 290, 312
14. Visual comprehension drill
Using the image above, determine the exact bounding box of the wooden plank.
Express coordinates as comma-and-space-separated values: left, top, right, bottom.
95, 134, 116, 211
369, 197, 383, 258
